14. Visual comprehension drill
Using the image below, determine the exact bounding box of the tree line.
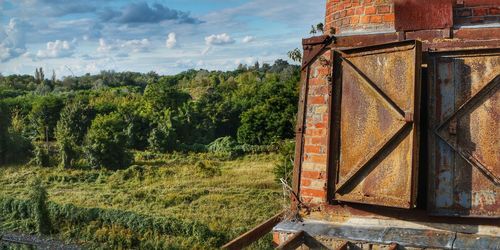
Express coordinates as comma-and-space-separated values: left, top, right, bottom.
0, 60, 300, 170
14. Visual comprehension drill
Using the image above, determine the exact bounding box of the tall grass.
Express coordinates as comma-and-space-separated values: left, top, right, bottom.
0, 153, 282, 249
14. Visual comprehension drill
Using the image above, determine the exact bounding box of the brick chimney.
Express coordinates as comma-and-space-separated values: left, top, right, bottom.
325, 0, 395, 35
324, 0, 500, 35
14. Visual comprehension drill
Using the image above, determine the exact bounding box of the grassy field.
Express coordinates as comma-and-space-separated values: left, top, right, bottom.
0, 153, 284, 249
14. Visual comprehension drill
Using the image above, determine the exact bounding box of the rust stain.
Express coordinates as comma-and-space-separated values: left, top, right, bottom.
429, 50, 500, 217
333, 41, 421, 209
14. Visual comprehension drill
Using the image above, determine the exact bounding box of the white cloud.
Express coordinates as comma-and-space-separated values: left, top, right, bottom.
97, 38, 117, 53
121, 38, 150, 52
174, 59, 194, 68
166, 32, 177, 49
97, 38, 150, 53
235, 57, 257, 66
36, 39, 76, 58
205, 33, 235, 46
0, 18, 29, 62
201, 46, 212, 56
242, 36, 255, 43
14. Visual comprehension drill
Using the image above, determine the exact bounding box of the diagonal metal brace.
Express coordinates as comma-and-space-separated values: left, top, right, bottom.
434, 75, 499, 186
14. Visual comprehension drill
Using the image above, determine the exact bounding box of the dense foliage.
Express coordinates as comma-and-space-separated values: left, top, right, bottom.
0, 60, 300, 170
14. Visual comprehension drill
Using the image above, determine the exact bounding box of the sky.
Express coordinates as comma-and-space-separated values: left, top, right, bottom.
0, 0, 325, 77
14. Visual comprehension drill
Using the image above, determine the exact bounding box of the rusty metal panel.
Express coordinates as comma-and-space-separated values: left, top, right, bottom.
332, 41, 422, 209
394, 0, 453, 31
428, 49, 500, 217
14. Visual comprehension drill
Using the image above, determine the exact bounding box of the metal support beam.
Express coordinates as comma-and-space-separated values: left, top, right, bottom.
222, 212, 284, 250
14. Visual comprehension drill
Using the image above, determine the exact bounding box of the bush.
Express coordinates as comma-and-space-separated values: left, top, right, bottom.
148, 110, 177, 153
6, 131, 32, 164
0, 102, 32, 165
84, 113, 132, 170
55, 100, 91, 169
273, 140, 295, 185
28, 178, 52, 235
31, 142, 51, 167
207, 136, 241, 157
0, 102, 10, 165
28, 95, 64, 141
237, 96, 296, 145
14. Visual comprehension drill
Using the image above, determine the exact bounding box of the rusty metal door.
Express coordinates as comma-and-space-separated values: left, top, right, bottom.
331, 41, 422, 209
428, 49, 500, 218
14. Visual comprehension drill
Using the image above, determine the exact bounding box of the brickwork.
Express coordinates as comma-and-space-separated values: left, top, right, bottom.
325, 0, 395, 35
454, 1, 500, 26
299, 50, 331, 204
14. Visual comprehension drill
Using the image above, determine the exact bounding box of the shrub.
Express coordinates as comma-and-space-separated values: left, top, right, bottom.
0, 102, 10, 165
6, 131, 32, 164
148, 110, 177, 153
207, 136, 241, 157
28, 178, 52, 235
28, 95, 64, 142
0, 102, 32, 166
55, 100, 91, 169
237, 96, 296, 145
84, 113, 131, 170
273, 140, 295, 185
31, 142, 51, 167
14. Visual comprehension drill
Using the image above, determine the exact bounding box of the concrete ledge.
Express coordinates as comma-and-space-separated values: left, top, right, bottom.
274, 219, 499, 249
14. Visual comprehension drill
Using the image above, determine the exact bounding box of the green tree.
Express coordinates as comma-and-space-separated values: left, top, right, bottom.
29, 96, 64, 142
143, 82, 191, 114
6, 132, 32, 164
237, 96, 296, 145
55, 100, 91, 168
148, 110, 176, 152
35, 67, 45, 84
84, 112, 131, 170
118, 100, 151, 150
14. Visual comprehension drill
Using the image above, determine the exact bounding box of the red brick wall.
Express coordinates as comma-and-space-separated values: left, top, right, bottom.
299, 50, 331, 204
325, 0, 395, 35
454, 1, 500, 26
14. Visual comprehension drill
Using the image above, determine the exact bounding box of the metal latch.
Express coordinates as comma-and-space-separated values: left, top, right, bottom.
404, 111, 414, 123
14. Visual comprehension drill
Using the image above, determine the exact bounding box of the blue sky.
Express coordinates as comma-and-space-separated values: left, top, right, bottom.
0, 0, 324, 77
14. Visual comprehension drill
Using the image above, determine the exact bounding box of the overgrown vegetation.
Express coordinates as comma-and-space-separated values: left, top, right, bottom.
0, 153, 282, 249
0, 61, 298, 248
0, 61, 299, 170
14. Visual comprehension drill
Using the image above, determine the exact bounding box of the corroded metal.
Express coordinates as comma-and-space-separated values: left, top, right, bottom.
302, 35, 333, 70
428, 49, 500, 218
331, 41, 422, 209
328, 27, 500, 51
222, 212, 284, 249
